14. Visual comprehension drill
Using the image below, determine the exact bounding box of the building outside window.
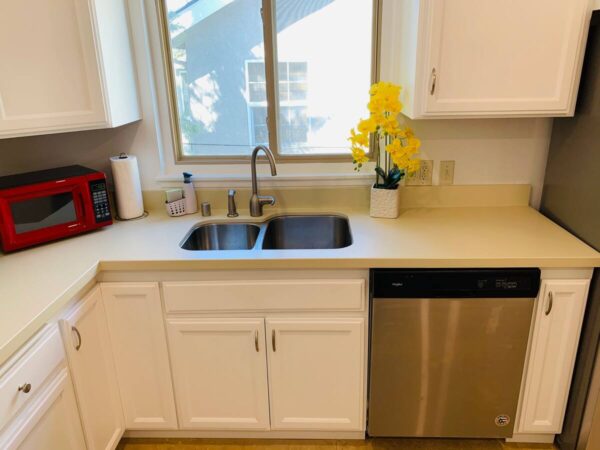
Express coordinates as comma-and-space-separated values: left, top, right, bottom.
161, 0, 376, 161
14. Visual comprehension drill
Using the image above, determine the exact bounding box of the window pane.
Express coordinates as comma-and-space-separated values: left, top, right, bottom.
248, 62, 266, 83
275, 0, 373, 155
251, 107, 269, 145
248, 83, 267, 103
279, 106, 309, 148
289, 62, 307, 82
289, 82, 307, 101
165, 0, 267, 157
278, 62, 289, 81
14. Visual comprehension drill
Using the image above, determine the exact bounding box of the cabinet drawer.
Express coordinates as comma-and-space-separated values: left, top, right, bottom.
0, 325, 65, 430
163, 279, 366, 313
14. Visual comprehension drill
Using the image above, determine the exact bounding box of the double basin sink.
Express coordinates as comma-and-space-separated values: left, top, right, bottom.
180, 214, 352, 251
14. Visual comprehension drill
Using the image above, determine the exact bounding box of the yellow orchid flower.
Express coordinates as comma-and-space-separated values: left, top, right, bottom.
351, 146, 369, 170
348, 128, 369, 147
348, 81, 420, 182
357, 117, 378, 134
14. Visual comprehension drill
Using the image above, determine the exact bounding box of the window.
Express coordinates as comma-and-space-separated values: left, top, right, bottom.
161, 0, 377, 161
246, 60, 309, 148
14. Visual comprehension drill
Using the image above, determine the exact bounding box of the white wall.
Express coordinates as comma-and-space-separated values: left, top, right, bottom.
0, 0, 553, 209
0, 118, 552, 207
408, 118, 552, 208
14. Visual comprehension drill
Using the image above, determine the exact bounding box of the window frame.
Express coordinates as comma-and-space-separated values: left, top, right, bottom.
157, 0, 381, 164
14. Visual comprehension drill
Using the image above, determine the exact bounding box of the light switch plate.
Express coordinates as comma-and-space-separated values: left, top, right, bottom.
439, 160, 455, 185
406, 160, 433, 186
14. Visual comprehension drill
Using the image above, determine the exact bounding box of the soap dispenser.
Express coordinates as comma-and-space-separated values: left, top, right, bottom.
182, 172, 198, 214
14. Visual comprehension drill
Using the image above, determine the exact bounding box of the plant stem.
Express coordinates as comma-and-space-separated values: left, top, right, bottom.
377, 137, 380, 187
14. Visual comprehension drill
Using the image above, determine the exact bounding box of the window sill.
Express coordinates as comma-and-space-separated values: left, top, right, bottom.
155, 171, 376, 188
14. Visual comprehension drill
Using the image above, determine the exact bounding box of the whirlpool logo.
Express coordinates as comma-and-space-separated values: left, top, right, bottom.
495, 415, 511, 427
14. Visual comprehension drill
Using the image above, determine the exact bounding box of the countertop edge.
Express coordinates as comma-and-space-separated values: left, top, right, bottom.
0, 263, 100, 368
99, 257, 600, 271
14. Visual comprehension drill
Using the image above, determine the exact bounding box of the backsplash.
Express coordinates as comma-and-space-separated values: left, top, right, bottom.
0, 117, 551, 207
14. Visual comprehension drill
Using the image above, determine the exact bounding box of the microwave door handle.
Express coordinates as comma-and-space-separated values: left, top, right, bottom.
77, 189, 88, 222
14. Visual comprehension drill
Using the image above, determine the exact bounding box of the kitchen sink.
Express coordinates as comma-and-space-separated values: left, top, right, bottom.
262, 215, 352, 250
180, 215, 352, 251
180, 223, 260, 250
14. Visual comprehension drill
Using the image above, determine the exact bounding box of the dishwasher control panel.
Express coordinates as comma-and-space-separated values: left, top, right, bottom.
371, 268, 541, 298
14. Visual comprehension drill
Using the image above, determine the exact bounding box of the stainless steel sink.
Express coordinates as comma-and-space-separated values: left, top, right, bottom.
180, 223, 260, 250
262, 215, 352, 250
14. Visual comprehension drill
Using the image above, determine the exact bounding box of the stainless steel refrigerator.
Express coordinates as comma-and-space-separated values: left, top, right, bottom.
541, 10, 600, 450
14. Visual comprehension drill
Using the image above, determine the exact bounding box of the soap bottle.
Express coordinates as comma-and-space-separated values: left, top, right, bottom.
182, 172, 198, 214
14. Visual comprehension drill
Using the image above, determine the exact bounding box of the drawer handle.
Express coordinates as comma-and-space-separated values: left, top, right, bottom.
545, 291, 553, 316
72, 326, 82, 351
272, 330, 277, 352
18, 383, 32, 394
254, 330, 259, 352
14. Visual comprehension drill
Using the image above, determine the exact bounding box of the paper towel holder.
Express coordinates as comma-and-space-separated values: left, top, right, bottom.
115, 210, 149, 221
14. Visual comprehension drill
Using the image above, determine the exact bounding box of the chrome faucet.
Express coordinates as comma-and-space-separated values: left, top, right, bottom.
249, 145, 277, 217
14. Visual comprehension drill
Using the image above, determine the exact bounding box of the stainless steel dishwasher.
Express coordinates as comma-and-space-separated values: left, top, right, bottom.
368, 268, 540, 438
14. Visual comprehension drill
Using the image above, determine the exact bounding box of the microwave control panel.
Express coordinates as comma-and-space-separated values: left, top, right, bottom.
89, 180, 111, 223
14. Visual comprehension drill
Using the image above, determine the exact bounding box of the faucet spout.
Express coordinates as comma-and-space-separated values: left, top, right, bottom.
249, 145, 278, 217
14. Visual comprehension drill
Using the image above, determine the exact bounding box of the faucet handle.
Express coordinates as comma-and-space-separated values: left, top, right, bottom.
227, 189, 239, 217
259, 195, 276, 207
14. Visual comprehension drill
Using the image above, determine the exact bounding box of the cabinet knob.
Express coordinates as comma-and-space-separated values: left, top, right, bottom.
272, 330, 277, 352
545, 291, 553, 316
254, 330, 259, 352
72, 326, 82, 351
18, 383, 32, 394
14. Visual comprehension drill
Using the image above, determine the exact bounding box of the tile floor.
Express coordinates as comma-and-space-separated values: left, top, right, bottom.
117, 438, 557, 450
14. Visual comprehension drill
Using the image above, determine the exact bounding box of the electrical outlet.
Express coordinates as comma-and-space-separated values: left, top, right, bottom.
439, 160, 455, 185
406, 160, 433, 186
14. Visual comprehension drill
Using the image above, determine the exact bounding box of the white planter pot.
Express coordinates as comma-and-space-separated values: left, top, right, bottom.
370, 186, 399, 218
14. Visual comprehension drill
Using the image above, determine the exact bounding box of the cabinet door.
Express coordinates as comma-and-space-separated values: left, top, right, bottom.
266, 318, 365, 431
0, 0, 107, 137
101, 283, 178, 430
0, 369, 86, 450
517, 279, 590, 433
167, 318, 270, 430
60, 285, 124, 450
421, 0, 589, 116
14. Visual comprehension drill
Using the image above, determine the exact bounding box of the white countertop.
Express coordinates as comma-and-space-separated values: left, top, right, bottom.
1, 205, 599, 365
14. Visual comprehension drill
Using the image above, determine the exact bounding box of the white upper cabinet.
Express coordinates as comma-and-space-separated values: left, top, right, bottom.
381, 0, 592, 118
0, 0, 140, 139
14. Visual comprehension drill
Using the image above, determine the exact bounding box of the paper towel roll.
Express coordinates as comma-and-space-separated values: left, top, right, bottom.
110, 154, 144, 219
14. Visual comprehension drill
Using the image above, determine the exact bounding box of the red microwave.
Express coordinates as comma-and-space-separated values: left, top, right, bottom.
0, 165, 113, 252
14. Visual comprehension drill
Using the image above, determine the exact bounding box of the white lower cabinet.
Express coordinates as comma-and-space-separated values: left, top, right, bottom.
266, 319, 365, 431
1, 369, 85, 450
0, 325, 85, 450
516, 279, 590, 434
166, 316, 366, 433
167, 318, 270, 430
101, 283, 178, 430
60, 285, 124, 450
162, 275, 368, 434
